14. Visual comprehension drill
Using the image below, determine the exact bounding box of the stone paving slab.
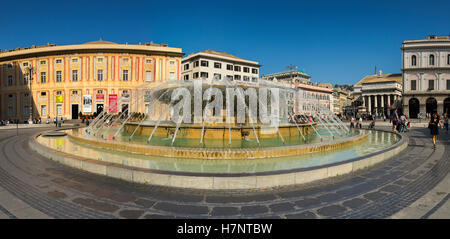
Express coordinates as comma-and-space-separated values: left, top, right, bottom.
391, 170, 450, 219
0, 186, 51, 219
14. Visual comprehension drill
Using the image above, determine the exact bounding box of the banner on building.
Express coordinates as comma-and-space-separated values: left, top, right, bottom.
83, 95, 92, 113
96, 94, 104, 101
55, 95, 63, 103
108, 94, 118, 113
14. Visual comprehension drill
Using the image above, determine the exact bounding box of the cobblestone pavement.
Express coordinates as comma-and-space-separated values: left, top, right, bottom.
0, 126, 448, 219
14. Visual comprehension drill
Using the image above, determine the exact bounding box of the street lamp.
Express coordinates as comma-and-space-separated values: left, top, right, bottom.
24, 66, 35, 123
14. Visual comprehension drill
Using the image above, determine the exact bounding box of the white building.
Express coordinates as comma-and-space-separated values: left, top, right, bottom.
181, 50, 260, 82
354, 71, 402, 117
402, 35, 450, 118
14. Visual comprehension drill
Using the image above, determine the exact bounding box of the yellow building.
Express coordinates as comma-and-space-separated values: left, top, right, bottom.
0, 40, 184, 121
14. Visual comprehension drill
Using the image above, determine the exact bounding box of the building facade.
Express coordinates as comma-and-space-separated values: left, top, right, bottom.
0, 41, 184, 121
354, 71, 402, 117
181, 50, 260, 82
262, 70, 332, 115
401, 35, 450, 118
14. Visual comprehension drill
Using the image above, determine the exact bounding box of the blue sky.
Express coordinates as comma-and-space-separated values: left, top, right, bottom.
1, 0, 449, 85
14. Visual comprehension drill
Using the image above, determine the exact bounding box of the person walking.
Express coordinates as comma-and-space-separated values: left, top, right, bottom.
443, 114, 449, 134
392, 109, 399, 132
359, 117, 363, 129
350, 117, 355, 129
428, 113, 443, 149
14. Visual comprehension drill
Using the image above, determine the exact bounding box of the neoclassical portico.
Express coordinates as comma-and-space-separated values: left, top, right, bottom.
354, 72, 402, 117
362, 93, 401, 116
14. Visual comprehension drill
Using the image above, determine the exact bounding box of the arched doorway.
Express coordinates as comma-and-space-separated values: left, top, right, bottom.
444, 98, 450, 116
409, 98, 420, 118
426, 98, 437, 115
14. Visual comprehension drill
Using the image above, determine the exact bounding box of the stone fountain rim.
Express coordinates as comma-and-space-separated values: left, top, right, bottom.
31, 128, 405, 177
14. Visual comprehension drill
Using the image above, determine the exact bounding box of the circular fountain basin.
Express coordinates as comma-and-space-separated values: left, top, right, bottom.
30, 128, 407, 190
67, 126, 367, 159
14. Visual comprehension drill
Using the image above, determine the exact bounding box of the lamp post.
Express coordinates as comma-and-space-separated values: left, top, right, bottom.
25, 66, 35, 123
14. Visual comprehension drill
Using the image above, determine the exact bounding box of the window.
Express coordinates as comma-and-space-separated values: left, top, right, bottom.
97, 58, 103, 63
72, 70, 78, 82
41, 72, 47, 83
123, 70, 129, 81
97, 90, 103, 94
24, 73, 29, 85
243, 76, 249, 81
169, 72, 175, 80
24, 106, 29, 117
8, 76, 13, 86
411, 80, 417, 90
226, 64, 233, 70
234, 66, 241, 72
56, 91, 62, 95
41, 92, 47, 96
72, 90, 78, 95
98, 69, 103, 81
56, 71, 62, 82
145, 71, 152, 82
170, 61, 175, 65
72, 58, 78, 63
23, 62, 28, 67
214, 73, 221, 79
183, 75, 189, 81
56, 105, 62, 116
252, 77, 258, 82
193, 72, 199, 79
184, 64, 189, 70
243, 67, 249, 73
40, 60, 46, 65
252, 68, 258, 74
146, 59, 152, 64
200, 72, 208, 78
41, 105, 47, 116
448, 54, 450, 65
226, 75, 233, 81
429, 54, 435, 66
194, 61, 199, 67
7, 64, 12, 68
200, 60, 208, 67
234, 75, 241, 80
447, 80, 450, 90
428, 79, 434, 90
56, 59, 62, 64
123, 58, 129, 63
411, 55, 417, 66
214, 62, 221, 69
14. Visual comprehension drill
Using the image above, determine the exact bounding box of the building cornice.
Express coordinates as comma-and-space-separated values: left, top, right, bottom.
0, 43, 184, 62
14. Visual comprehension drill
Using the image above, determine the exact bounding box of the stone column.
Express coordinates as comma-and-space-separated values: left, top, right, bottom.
381, 94, 384, 116
387, 94, 391, 107
437, 100, 444, 115
368, 95, 372, 114
373, 95, 378, 115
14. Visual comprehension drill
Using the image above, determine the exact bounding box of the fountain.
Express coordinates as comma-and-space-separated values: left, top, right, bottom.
31, 78, 407, 190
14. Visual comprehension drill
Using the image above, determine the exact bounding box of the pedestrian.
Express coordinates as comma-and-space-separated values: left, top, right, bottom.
443, 114, 449, 134
55, 117, 58, 127
392, 109, 399, 132
359, 117, 362, 129
428, 113, 443, 149
350, 117, 355, 128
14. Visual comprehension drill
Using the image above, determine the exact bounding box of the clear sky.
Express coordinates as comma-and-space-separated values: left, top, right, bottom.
1, 0, 449, 85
